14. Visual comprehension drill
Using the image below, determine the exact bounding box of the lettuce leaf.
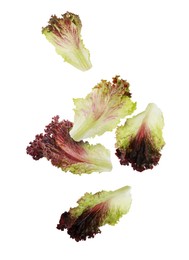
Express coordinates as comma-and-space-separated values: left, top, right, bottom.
70, 76, 136, 141
42, 12, 92, 71
57, 185, 132, 241
26, 116, 112, 174
115, 103, 165, 172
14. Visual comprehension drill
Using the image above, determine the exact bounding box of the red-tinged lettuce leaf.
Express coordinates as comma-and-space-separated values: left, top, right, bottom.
70, 76, 136, 141
115, 103, 165, 172
42, 12, 92, 71
57, 202, 107, 241
26, 116, 112, 174
57, 186, 132, 241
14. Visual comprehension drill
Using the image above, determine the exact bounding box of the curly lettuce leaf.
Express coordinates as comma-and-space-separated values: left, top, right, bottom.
115, 103, 165, 172
42, 12, 92, 71
57, 185, 132, 241
70, 76, 136, 141
26, 116, 112, 174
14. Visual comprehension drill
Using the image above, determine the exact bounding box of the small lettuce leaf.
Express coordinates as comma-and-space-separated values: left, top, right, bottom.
70, 76, 136, 141
115, 103, 165, 172
42, 12, 92, 71
57, 185, 132, 241
26, 116, 112, 174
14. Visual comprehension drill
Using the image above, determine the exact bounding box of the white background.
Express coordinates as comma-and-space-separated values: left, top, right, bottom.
1, 0, 189, 259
